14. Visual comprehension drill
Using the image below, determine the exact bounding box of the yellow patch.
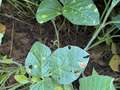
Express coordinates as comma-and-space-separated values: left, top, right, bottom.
109, 43, 120, 71
55, 86, 63, 90
0, 23, 6, 33
41, 15, 48, 18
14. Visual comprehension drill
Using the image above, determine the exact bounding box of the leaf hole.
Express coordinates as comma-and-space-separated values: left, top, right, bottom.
29, 65, 33, 69
83, 55, 89, 58
58, 0, 63, 6
68, 46, 71, 50
40, 77, 43, 80
74, 70, 79, 74
25, 73, 29, 78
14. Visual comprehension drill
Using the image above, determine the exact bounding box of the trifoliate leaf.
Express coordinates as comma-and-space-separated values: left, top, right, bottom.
36, 0, 100, 26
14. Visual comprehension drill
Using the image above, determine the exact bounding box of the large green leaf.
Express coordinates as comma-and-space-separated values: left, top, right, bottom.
79, 70, 116, 90
25, 42, 51, 77
30, 78, 73, 90
63, 0, 100, 25
36, 0, 62, 23
36, 0, 100, 25
49, 46, 89, 84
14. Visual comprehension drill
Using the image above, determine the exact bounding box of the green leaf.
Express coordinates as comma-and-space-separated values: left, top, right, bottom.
36, 0, 99, 25
36, 0, 62, 23
0, 74, 8, 85
59, 0, 71, 5
31, 76, 41, 83
25, 41, 51, 77
62, 0, 100, 25
30, 78, 73, 90
14, 75, 29, 84
49, 46, 89, 84
80, 73, 116, 90
0, 56, 13, 64
63, 85, 74, 90
92, 69, 98, 75
112, 14, 120, 29
30, 78, 60, 90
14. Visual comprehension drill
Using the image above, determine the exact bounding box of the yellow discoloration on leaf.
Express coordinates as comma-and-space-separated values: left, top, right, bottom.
109, 55, 120, 71
0, 23, 6, 33
109, 43, 120, 71
41, 15, 48, 18
55, 86, 63, 90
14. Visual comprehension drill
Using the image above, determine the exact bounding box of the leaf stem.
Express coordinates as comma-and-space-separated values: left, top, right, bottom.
52, 20, 60, 48
84, 6, 113, 51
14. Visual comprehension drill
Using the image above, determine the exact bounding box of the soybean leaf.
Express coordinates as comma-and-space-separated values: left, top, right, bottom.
59, 0, 71, 5
49, 46, 89, 84
31, 76, 41, 83
30, 78, 73, 90
25, 42, 51, 77
80, 70, 116, 90
92, 68, 98, 75
63, 85, 74, 90
36, 0, 100, 26
14, 75, 29, 84
36, 0, 62, 23
62, 0, 100, 25
112, 14, 120, 29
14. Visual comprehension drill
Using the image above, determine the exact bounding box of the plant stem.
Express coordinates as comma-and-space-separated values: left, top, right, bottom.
100, 0, 111, 21
84, 6, 113, 51
111, 35, 120, 38
52, 20, 60, 48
